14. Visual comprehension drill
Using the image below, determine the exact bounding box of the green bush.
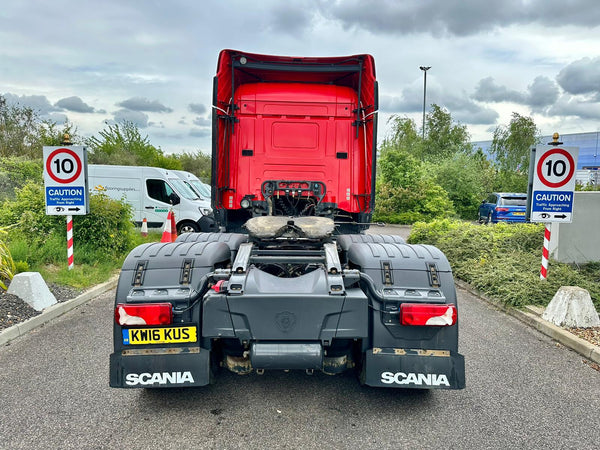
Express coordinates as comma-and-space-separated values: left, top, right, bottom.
3, 183, 137, 267
374, 180, 455, 224
14, 260, 30, 273
409, 220, 600, 311
75, 193, 136, 255
409, 219, 463, 246
1, 181, 61, 236
0, 157, 43, 201
427, 153, 496, 220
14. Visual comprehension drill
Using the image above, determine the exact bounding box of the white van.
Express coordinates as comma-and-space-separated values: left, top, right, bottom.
171, 170, 212, 202
88, 165, 216, 233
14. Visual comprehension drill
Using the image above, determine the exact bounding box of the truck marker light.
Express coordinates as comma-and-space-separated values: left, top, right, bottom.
400, 303, 457, 326
115, 303, 172, 326
211, 280, 225, 293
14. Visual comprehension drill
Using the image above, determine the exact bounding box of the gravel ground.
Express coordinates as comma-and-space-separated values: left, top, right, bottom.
567, 327, 600, 347
0, 283, 82, 331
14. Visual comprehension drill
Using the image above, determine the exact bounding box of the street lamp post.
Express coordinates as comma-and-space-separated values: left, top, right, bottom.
419, 66, 431, 139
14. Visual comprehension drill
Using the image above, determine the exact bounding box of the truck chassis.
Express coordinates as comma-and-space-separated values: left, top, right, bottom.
110, 50, 465, 390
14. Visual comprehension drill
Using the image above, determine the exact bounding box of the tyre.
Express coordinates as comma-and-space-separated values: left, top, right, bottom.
177, 221, 200, 234
486, 213, 492, 225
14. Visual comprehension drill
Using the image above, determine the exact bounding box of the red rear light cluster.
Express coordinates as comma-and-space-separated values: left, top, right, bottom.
115, 303, 173, 326
495, 207, 509, 212
400, 303, 457, 326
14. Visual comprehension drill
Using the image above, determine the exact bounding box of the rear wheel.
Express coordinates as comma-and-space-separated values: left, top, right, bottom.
486, 213, 493, 225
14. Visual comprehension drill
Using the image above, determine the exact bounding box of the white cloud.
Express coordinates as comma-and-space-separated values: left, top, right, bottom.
112, 109, 149, 128
1, 0, 599, 149
55, 96, 95, 113
116, 97, 173, 113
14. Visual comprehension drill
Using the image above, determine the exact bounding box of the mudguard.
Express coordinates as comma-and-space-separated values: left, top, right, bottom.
110, 240, 234, 387
175, 232, 248, 261
363, 348, 465, 389
336, 233, 406, 250
110, 348, 212, 388
115, 240, 232, 303
340, 239, 465, 389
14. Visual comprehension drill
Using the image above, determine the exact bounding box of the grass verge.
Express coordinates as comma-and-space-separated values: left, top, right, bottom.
7, 229, 163, 289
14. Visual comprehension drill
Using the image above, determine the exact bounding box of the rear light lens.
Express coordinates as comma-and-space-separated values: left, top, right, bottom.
400, 303, 457, 326
115, 303, 173, 326
495, 207, 509, 212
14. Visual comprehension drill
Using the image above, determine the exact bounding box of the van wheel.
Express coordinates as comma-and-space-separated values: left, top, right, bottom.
178, 221, 200, 234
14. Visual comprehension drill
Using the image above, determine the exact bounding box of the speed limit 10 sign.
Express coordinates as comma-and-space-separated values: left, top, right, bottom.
530, 145, 579, 223
43, 146, 89, 215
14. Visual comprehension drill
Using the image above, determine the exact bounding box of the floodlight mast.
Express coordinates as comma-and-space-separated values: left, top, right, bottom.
420, 66, 431, 139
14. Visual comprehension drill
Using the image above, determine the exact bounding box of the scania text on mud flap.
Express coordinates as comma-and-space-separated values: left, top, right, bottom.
109, 50, 465, 390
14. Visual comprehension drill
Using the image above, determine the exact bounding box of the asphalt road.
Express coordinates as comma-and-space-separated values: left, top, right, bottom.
1, 227, 599, 449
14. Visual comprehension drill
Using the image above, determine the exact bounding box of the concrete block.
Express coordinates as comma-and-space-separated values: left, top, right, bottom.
7, 272, 57, 311
542, 286, 600, 328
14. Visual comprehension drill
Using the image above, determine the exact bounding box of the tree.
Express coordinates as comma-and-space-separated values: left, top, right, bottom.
378, 146, 424, 189
172, 151, 212, 182
0, 95, 77, 159
0, 157, 43, 201
422, 105, 473, 161
86, 121, 181, 169
379, 115, 422, 158
490, 112, 540, 173
429, 151, 495, 219
374, 114, 455, 223
489, 113, 540, 193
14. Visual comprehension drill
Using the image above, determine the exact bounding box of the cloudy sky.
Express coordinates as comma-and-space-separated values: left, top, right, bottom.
2, 0, 600, 155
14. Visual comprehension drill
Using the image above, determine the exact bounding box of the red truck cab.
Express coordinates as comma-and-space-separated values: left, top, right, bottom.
212, 50, 378, 233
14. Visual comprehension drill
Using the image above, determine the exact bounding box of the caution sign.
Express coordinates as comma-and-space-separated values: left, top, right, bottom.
530, 145, 579, 223
43, 146, 89, 215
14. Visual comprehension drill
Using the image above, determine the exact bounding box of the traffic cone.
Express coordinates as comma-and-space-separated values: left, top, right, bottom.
170, 210, 178, 241
141, 218, 148, 237
161, 211, 172, 243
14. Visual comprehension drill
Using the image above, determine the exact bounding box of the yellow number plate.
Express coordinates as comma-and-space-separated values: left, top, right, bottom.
122, 326, 197, 345
513, 212, 525, 216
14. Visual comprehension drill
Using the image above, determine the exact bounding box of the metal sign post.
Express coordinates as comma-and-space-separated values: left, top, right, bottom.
43, 137, 88, 269
529, 133, 579, 280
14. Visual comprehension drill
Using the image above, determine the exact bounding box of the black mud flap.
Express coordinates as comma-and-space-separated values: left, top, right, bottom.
110, 348, 212, 388
363, 348, 465, 389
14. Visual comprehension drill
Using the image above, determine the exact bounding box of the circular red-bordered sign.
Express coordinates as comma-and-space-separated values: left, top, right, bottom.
46, 148, 82, 184
536, 148, 575, 188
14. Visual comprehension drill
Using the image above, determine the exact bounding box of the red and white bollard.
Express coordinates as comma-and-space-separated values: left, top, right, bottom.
540, 224, 551, 280
67, 215, 74, 270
